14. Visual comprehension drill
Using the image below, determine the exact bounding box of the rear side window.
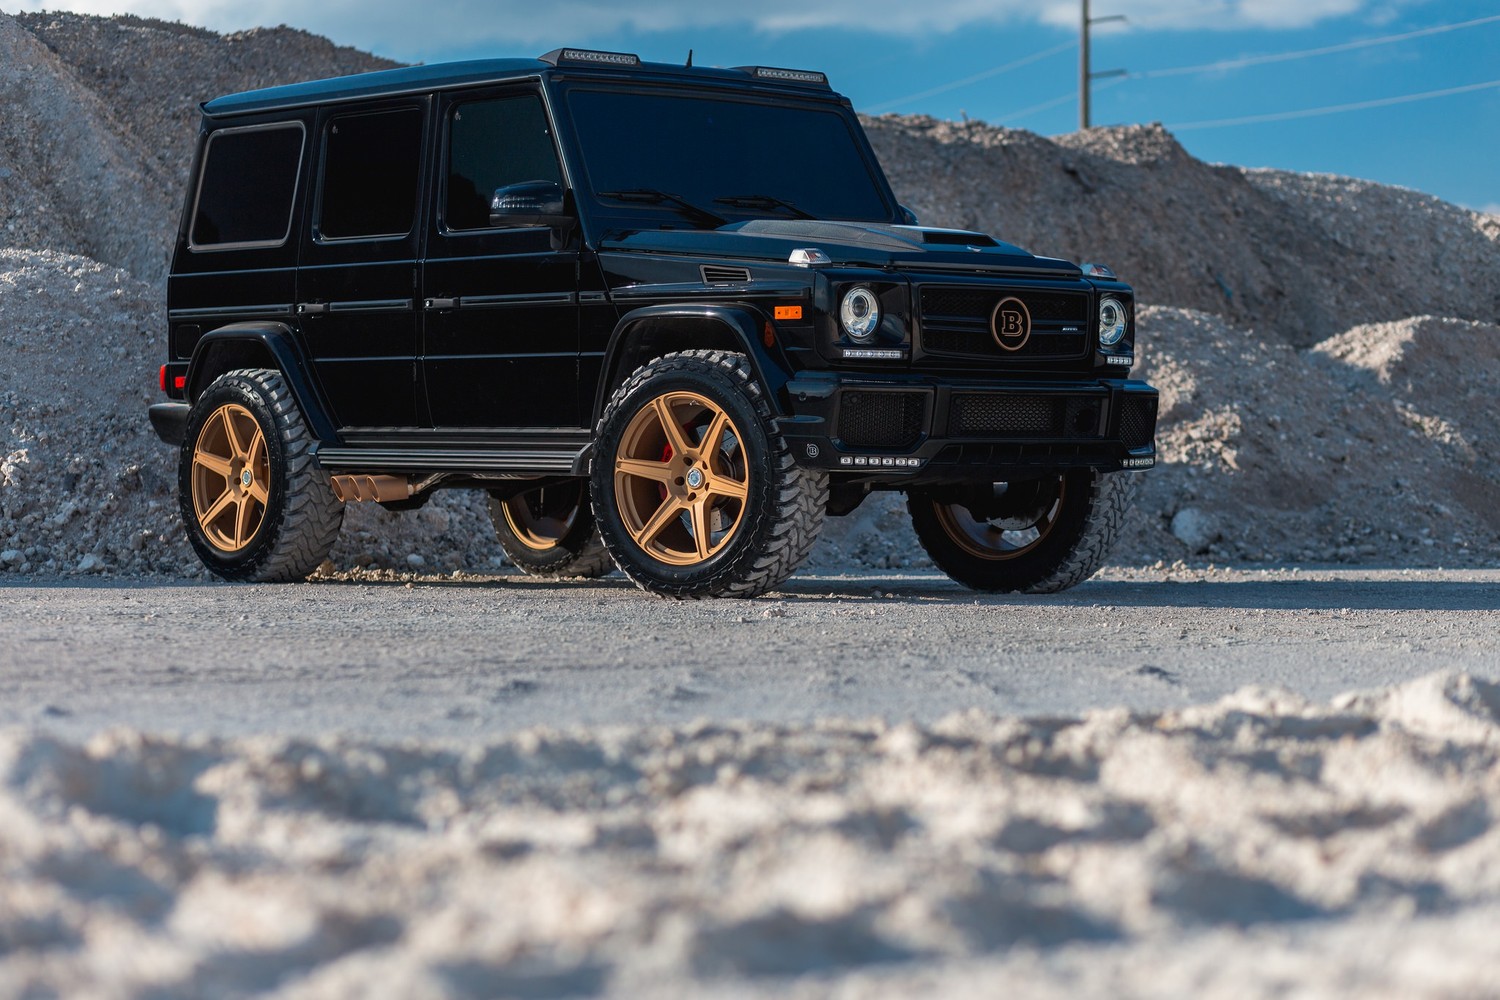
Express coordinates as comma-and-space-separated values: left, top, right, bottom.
190, 123, 304, 249
445, 94, 562, 231
318, 108, 423, 240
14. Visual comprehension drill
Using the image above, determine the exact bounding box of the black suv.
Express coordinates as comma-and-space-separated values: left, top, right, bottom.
149, 48, 1158, 598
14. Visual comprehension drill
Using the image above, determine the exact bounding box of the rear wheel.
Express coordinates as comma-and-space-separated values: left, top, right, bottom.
179, 368, 343, 581
591, 350, 826, 599
489, 482, 613, 578
907, 470, 1132, 593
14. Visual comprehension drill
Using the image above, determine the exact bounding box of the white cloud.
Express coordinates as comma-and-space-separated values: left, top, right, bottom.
0, 0, 1427, 54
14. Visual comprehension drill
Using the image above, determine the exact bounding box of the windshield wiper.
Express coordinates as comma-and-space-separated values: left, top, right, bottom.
713, 193, 817, 219
596, 189, 727, 229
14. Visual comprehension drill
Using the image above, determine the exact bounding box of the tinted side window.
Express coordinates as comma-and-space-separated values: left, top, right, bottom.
319, 108, 423, 240
191, 124, 304, 249
445, 94, 562, 231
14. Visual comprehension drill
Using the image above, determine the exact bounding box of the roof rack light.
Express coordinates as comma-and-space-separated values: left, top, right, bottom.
541, 48, 642, 67
744, 65, 829, 86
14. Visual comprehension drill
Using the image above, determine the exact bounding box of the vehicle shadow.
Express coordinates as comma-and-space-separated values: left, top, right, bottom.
6, 570, 1497, 613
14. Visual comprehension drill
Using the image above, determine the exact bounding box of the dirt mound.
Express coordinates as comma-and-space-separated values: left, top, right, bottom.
865, 117, 1500, 348
3, 12, 396, 284
1, 670, 1498, 995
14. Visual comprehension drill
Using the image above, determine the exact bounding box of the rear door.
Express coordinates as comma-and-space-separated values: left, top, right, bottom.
297, 99, 429, 429
420, 86, 581, 429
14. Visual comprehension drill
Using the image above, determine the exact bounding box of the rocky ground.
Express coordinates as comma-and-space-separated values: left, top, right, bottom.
0, 669, 1497, 997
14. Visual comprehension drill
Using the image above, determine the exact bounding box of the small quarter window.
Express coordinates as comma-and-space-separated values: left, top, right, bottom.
190, 123, 304, 249
445, 94, 562, 231
318, 108, 423, 240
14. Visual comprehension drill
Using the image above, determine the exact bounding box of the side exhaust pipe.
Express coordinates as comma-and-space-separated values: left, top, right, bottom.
329, 475, 412, 503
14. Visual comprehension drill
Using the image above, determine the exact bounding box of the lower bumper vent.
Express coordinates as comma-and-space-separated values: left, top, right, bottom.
949, 394, 1102, 439
1117, 395, 1158, 448
837, 392, 925, 449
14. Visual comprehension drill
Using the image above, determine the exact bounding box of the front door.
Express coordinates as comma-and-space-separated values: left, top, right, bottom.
421, 87, 580, 430
297, 99, 430, 430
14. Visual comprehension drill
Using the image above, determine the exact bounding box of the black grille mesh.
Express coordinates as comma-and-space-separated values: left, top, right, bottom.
949, 394, 1103, 439
919, 287, 1089, 361
1118, 395, 1158, 448
838, 392, 925, 449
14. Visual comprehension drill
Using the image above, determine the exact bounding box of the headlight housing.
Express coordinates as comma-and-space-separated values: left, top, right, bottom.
1098, 296, 1128, 347
839, 286, 881, 342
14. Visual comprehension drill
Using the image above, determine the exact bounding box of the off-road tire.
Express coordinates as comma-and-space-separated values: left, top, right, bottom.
591, 350, 827, 599
908, 469, 1133, 593
489, 482, 614, 578
179, 368, 343, 582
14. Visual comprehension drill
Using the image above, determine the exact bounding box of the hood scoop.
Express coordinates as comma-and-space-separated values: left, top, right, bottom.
908, 227, 998, 247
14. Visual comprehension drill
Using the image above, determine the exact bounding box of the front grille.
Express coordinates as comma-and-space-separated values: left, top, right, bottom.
919, 286, 1089, 361
1117, 395, 1158, 448
949, 394, 1102, 440
837, 391, 925, 449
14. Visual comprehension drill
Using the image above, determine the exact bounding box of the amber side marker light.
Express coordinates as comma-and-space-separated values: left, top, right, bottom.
774, 305, 803, 320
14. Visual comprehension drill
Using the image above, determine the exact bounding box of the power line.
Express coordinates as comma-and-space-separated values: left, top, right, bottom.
1169, 78, 1500, 130
1001, 76, 1128, 124
1137, 13, 1500, 80
865, 41, 1076, 113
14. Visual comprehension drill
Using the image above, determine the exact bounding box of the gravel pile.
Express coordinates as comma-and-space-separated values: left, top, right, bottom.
1, 670, 1498, 996
1, 11, 1497, 579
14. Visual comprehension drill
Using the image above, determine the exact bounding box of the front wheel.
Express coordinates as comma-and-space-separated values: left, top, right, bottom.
907, 470, 1133, 593
590, 350, 826, 599
178, 368, 343, 581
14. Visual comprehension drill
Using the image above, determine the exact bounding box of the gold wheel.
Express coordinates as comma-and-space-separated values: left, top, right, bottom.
500, 483, 585, 552
613, 391, 749, 567
932, 477, 1066, 562
190, 402, 270, 553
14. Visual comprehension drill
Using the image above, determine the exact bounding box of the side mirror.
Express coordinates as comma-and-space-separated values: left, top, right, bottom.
490, 181, 574, 229
898, 204, 919, 226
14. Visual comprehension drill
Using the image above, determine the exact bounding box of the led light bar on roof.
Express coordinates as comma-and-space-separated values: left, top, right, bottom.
745, 66, 829, 85
542, 48, 642, 67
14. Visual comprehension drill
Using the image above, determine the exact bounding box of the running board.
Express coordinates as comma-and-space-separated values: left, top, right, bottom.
314, 447, 585, 475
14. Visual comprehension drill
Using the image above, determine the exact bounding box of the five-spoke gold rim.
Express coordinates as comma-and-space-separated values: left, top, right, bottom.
613, 391, 749, 567
191, 403, 269, 553
501, 483, 585, 552
933, 477, 1065, 562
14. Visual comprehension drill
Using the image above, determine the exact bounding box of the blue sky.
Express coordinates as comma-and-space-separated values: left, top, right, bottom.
6, 0, 1497, 211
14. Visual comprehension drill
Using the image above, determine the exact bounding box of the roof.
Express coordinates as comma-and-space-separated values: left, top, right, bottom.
203, 58, 549, 116
201, 52, 839, 118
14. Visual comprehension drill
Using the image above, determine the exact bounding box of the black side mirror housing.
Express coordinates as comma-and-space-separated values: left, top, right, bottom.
490, 181, 574, 229
898, 204, 919, 226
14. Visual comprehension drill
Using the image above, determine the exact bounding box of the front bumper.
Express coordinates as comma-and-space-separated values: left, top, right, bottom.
776, 371, 1157, 484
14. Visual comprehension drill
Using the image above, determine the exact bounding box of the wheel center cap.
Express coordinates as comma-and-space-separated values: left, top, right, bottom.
240, 469, 253, 489
685, 467, 705, 490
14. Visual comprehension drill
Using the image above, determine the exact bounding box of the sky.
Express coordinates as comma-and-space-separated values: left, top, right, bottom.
4, 0, 1497, 212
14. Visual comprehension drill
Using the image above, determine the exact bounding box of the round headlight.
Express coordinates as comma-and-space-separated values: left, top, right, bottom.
1098, 296, 1128, 347
840, 287, 881, 342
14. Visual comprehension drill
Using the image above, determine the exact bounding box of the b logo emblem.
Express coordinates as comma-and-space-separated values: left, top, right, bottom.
991, 296, 1032, 351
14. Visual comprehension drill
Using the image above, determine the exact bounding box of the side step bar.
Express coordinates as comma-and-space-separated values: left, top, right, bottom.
314, 447, 585, 476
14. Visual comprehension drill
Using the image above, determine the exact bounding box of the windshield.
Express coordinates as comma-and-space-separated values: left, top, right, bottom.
565, 88, 893, 227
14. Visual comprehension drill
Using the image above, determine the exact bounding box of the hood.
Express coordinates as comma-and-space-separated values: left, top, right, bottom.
598, 220, 1081, 275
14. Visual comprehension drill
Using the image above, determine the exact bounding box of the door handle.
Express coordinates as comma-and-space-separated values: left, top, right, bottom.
296, 302, 327, 316
424, 297, 458, 311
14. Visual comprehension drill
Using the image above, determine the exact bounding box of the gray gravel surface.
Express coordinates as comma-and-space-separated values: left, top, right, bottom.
4, 567, 1496, 742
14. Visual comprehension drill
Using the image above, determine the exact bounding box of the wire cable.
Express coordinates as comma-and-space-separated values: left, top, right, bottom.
1169, 78, 1500, 130
864, 40, 1076, 113
1136, 13, 1500, 80
997, 76, 1129, 124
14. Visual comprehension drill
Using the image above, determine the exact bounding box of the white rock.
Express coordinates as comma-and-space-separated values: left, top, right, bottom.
0, 549, 22, 566
75, 553, 103, 572
406, 553, 425, 568
1170, 507, 1218, 553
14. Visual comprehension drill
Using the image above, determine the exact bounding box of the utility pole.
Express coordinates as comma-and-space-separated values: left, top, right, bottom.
1080, 0, 1126, 130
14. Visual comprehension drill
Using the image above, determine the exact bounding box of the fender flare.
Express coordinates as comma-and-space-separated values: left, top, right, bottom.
592, 303, 793, 426
187, 322, 340, 445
